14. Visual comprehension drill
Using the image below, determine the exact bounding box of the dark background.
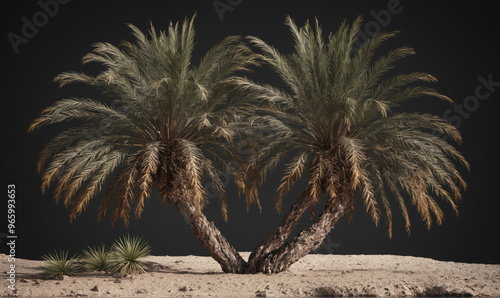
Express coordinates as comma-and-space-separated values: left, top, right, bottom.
1, 0, 499, 264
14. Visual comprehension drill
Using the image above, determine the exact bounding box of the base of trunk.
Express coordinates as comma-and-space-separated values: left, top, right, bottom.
174, 198, 248, 273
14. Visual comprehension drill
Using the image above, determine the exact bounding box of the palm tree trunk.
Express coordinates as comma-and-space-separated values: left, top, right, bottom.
251, 192, 348, 273
173, 197, 248, 273
246, 192, 310, 272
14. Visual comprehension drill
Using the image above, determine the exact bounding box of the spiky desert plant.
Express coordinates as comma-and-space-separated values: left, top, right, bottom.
41, 250, 78, 277
29, 15, 260, 273
243, 16, 468, 273
80, 244, 110, 272
109, 235, 151, 276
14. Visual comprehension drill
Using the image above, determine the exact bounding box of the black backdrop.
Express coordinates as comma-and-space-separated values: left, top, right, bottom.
1, 0, 499, 264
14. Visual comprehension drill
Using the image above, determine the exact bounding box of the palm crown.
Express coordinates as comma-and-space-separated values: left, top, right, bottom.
29, 15, 260, 226
243, 16, 469, 236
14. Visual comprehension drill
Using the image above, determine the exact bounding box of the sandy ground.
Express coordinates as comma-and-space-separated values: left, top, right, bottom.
1, 252, 500, 297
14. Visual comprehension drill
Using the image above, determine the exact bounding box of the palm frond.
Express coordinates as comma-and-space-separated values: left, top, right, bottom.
275, 150, 310, 213
28, 98, 128, 132
134, 142, 161, 219
178, 139, 207, 215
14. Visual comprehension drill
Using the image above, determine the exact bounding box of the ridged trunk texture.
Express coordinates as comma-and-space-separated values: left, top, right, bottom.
173, 197, 248, 273
250, 191, 348, 273
246, 193, 310, 273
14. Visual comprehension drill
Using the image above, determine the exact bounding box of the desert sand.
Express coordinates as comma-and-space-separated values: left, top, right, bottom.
1, 252, 500, 297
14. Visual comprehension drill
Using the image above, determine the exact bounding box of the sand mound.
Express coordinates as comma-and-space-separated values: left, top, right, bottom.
2, 252, 499, 297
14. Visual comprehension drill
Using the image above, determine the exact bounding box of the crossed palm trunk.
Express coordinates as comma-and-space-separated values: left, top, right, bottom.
246, 193, 311, 272
175, 189, 349, 274
175, 163, 353, 274
252, 191, 349, 273
246, 161, 354, 273
247, 193, 349, 273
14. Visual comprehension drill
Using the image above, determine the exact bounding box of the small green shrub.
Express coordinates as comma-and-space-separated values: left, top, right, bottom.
109, 235, 151, 276
80, 244, 110, 272
41, 250, 78, 277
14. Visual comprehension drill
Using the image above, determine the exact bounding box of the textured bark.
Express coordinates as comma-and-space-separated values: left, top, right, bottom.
173, 198, 248, 273
246, 193, 310, 273
252, 193, 347, 273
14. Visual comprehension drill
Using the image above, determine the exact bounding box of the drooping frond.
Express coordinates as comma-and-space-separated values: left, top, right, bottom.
275, 150, 310, 213
111, 153, 140, 227
340, 136, 380, 225
41, 137, 119, 195
55, 145, 114, 203
29, 98, 130, 132
69, 150, 126, 221
304, 156, 327, 213
134, 142, 161, 219
177, 139, 207, 215
36, 125, 109, 173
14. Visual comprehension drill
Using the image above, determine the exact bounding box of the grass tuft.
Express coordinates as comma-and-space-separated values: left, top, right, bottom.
80, 244, 110, 272
109, 235, 151, 276
41, 250, 78, 277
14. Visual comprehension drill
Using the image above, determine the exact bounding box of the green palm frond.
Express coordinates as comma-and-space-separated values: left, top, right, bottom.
134, 142, 161, 218
245, 15, 468, 236
28, 98, 130, 132
275, 150, 310, 213
31, 15, 261, 226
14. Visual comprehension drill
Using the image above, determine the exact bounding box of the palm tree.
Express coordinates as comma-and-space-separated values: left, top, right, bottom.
242, 16, 469, 273
29, 15, 260, 273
